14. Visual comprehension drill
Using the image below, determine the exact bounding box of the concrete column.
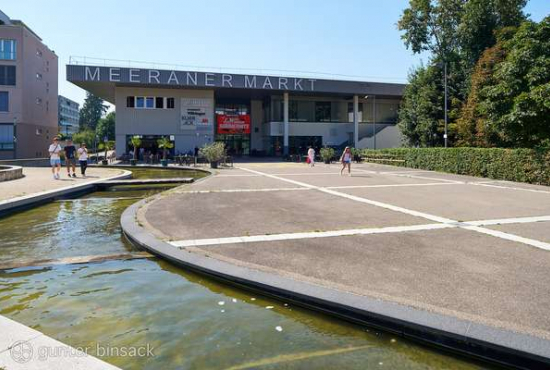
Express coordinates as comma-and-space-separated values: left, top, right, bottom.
353, 95, 359, 148
283, 92, 289, 155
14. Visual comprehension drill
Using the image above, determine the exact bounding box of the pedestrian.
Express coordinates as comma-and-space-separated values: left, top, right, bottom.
48, 137, 62, 179
307, 146, 315, 167
340, 146, 352, 176
64, 139, 77, 178
77, 143, 88, 177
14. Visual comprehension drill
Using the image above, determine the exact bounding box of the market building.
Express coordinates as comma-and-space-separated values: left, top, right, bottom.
66, 63, 404, 157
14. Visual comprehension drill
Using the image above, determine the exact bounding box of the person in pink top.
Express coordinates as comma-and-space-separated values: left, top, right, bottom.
340, 146, 352, 176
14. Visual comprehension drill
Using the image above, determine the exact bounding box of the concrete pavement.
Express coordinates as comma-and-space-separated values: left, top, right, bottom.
130, 161, 550, 367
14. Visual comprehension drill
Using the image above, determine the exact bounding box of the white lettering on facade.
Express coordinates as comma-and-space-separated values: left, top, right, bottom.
109, 68, 120, 82
278, 77, 288, 90
205, 73, 215, 86
167, 71, 179, 84
186, 72, 197, 85
129, 69, 141, 83
308, 79, 316, 90
262, 76, 273, 89
294, 78, 303, 91
85, 66, 100, 81
244, 75, 257, 88
148, 70, 160, 84
222, 74, 233, 87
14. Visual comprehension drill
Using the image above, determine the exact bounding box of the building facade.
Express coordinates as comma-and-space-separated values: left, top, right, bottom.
0, 10, 58, 159
58, 95, 79, 136
67, 64, 404, 157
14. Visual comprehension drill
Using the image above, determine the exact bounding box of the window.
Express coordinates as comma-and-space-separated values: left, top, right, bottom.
0, 39, 16, 60
0, 92, 7, 112
155, 97, 164, 109
36, 73, 42, 80
126, 96, 135, 108
0, 124, 14, 150
167, 98, 175, 109
36, 98, 42, 105
136, 97, 144, 108
315, 102, 331, 122
36, 49, 43, 57
0, 66, 16, 86
145, 97, 154, 108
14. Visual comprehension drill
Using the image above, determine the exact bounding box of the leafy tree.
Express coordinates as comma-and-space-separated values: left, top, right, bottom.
72, 129, 96, 149
482, 17, 550, 147
79, 92, 107, 131
129, 135, 142, 161
95, 112, 116, 141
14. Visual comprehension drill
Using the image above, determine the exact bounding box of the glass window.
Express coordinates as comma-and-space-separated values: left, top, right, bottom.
315, 102, 331, 122
155, 97, 164, 109
0, 92, 8, 112
136, 97, 144, 108
126, 96, 135, 108
145, 97, 154, 108
0, 66, 16, 86
0, 39, 16, 60
167, 98, 175, 109
0, 124, 14, 150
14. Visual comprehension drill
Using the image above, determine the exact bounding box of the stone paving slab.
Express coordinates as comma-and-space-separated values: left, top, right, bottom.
145, 190, 427, 241
186, 227, 550, 340
339, 183, 550, 221
0, 167, 125, 202
191, 174, 295, 191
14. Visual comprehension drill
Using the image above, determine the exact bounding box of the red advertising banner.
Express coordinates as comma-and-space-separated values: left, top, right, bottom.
216, 114, 251, 134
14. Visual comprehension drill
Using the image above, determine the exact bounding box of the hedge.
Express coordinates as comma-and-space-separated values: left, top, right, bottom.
361, 148, 550, 186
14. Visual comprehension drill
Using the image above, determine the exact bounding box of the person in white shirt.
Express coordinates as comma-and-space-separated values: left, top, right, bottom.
340, 146, 352, 176
307, 147, 315, 167
77, 143, 88, 177
48, 137, 62, 179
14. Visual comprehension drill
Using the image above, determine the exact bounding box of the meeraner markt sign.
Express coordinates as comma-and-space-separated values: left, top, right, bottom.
79, 66, 318, 92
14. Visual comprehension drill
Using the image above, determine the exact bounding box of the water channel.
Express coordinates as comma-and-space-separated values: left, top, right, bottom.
0, 168, 497, 369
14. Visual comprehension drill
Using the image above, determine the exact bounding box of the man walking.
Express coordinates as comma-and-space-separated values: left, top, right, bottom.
48, 137, 62, 180
64, 139, 77, 178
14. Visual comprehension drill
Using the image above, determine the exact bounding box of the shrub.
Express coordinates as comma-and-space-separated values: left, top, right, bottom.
200, 142, 226, 163
361, 148, 550, 185
320, 147, 335, 162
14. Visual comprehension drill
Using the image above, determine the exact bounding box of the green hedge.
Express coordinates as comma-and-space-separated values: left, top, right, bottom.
361, 148, 550, 186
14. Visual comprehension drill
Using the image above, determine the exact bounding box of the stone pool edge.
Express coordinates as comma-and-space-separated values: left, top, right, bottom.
0, 170, 132, 217
121, 198, 550, 370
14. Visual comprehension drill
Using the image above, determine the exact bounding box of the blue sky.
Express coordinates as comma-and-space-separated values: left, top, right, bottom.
3, 0, 549, 106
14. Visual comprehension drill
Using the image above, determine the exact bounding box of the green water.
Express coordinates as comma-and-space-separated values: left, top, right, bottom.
0, 169, 495, 369
117, 167, 208, 180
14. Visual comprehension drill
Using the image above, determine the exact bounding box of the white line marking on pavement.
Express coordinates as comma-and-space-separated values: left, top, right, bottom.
327, 182, 457, 190
353, 168, 464, 184
179, 187, 310, 194
237, 167, 550, 251
470, 182, 550, 195
217, 174, 262, 177
466, 215, 550, 226
170, 223, 453, 248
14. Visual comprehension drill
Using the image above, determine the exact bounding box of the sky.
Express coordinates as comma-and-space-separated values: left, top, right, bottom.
3, 0, 550, 107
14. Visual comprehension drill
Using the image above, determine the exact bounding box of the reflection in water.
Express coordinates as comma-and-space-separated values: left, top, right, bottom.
0, 170, 494, 370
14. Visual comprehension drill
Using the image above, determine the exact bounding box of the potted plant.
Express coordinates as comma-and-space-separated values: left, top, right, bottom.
200, 142, 226, 169
157, 136, 174, 167
320, 147, 335, 164
99, 141, 115, 165
130, 135, 141, 166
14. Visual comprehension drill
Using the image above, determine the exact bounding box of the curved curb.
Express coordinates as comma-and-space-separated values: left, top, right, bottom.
0, 165, 24, 182
0, 170, 132, 217
121, 197, 550, 369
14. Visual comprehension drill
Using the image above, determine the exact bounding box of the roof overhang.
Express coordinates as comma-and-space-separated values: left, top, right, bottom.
66, 64, 405, 104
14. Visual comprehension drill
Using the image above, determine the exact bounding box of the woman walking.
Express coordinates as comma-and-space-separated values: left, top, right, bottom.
340, 146, 352, 176
77, 143, 88, 177
307, 147, 315, 167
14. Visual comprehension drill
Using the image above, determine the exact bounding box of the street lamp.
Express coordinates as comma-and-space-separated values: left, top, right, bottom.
13, 117, 17, 159
444, 61, 448, 148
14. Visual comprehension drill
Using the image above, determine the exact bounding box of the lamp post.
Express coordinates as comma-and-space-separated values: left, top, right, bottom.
444, 61, 448, 148
13, 117, 17, 159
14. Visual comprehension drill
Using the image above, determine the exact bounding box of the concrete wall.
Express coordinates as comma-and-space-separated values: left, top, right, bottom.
357, 125, 402, 149
269, 122, 354, 147
250, 99, 263, 151
115, 87, 215, 155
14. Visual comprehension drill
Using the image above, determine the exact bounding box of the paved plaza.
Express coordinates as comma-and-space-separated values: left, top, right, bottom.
139, 161, 550, 344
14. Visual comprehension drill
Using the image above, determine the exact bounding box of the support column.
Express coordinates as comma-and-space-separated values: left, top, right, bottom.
353, 95, 359, 148
283, 92, 289, 156
373, 95, 377, 150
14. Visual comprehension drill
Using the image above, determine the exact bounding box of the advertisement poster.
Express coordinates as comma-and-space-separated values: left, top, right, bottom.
216, 114, 251, 134
180, 98, 212, 131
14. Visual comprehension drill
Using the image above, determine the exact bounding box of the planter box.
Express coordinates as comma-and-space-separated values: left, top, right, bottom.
210, 161, 218, 169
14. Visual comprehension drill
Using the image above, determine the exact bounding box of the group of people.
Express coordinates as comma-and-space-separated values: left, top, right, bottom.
306, 146, 352, 176
48, 137, 89, 180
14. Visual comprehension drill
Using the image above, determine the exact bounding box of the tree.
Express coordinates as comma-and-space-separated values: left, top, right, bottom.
72, 129, 96, 149
481, 17, 550, 147
95, 112, 115, 141
79, 92, 107, 131
157, 136, 174, 160
130, 136, 142, 161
